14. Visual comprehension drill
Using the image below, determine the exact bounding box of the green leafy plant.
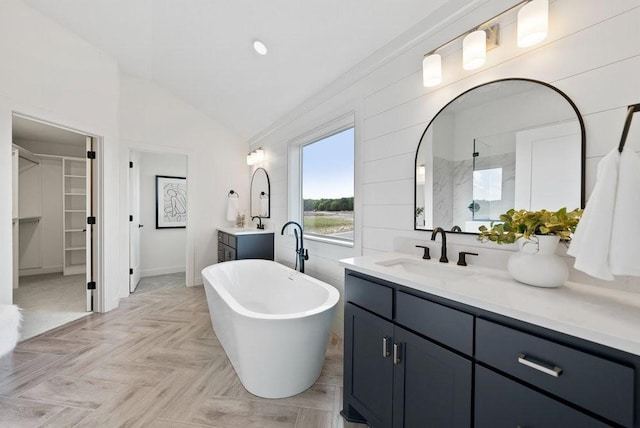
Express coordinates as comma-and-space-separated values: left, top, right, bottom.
478, 207, 583, 244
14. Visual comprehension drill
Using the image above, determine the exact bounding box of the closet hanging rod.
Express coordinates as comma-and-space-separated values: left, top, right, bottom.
618, 103, 640, 153
18, 154, 39, 165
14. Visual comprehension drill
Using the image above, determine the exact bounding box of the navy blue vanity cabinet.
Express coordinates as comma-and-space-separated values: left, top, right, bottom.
344, 303, 394, 427
475, 365, 608, 428
342, 268, 640, 428
217, 230, 274, 262
343, 271, 472, 428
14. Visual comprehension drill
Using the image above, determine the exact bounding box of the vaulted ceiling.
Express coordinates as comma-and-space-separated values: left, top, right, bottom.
24, 0, 450, 140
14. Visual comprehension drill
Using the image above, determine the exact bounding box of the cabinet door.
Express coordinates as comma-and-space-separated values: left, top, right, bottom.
393, 326, 472, 428
344, 303, 394, 428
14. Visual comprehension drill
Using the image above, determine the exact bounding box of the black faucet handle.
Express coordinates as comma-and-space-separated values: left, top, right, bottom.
457, 251, 478, 266
303, 249, 309, 260
415, 245, 431, 260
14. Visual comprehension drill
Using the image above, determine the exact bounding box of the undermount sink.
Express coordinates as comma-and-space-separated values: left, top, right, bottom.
375, 258, 474, 282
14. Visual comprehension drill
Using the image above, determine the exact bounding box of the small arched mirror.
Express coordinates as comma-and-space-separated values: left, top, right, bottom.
250, 167, 270, 218
415, 78, 585, 234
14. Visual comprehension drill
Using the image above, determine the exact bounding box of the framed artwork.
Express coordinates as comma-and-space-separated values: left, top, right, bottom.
156, 175, 187, 229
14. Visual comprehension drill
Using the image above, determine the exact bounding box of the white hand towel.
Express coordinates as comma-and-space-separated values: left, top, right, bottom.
260, 197, 269, 217
610, 148, 640, 276
567, 149, 619, 280
226, 196, 239, 222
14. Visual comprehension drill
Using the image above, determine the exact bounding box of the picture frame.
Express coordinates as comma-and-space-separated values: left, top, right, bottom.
156, 175, 187, 229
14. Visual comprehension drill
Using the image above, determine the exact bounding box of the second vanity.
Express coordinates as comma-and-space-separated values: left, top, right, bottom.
340, 253, 640, 428
217, 227, 274, 262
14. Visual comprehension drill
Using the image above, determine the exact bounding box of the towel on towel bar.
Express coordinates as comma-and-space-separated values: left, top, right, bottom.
226, 195, 239, 222
568, 148, 640, 279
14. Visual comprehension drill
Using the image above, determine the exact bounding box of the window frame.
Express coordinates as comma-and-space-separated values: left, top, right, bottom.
288, 113, 355, 248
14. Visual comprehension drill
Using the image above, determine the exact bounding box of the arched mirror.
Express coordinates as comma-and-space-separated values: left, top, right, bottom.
415, 78, 585, 234
250, 167, 270, 218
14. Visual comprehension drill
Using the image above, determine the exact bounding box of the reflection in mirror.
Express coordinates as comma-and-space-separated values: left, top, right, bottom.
415, 79, 584, 234
250, 167, 270, 218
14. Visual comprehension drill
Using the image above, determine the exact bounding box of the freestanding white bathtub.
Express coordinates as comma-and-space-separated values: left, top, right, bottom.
202, 259, 340, 398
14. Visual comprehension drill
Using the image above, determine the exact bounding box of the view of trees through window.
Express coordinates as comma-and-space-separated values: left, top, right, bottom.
302, 127, 354, 241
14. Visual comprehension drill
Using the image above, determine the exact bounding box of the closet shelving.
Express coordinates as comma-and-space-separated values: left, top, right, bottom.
63, 158, 86, 275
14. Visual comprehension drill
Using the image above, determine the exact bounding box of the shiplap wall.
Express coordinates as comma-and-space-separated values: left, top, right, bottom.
250, 0, 640, 335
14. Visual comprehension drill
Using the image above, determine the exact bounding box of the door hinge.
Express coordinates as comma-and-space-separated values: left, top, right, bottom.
472, 152, 479, 157
129, 161, 133, 168
129, 215, 133, 222
87, 150, 96, 159
87, 216, 96, 225
129, 268, 133, 275
87, 281, 96, 290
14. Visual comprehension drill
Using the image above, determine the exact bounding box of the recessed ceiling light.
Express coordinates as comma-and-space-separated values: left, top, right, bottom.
253, 40, 268, 56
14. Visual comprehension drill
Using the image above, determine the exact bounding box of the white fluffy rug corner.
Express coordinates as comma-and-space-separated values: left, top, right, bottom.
0, 305, 22, 358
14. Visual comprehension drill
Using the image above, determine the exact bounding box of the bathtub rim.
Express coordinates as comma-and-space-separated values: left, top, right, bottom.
202, 260, 340, 320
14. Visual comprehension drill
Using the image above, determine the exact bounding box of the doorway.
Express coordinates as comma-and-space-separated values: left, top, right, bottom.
129, 150, 187, 293
11, 115, 97, 340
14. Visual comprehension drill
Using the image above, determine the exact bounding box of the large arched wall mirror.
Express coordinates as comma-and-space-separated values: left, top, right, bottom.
415, 78, 585, 234
250, 167, 271, 218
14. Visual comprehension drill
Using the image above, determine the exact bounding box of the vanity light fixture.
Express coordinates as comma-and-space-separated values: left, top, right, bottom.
253, 40, 268, 56
422, 54, 442, 87
421, 0, 549, 87
462, 29, 487, 70
517, 0, 549, 47
246, 148, 265, 165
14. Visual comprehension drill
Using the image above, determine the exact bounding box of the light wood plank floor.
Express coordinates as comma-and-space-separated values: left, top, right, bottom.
0, 277, 366, 427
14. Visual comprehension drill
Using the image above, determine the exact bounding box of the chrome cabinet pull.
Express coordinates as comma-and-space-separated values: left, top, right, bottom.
517, 353, 562, 377
393, 343, 401, 365
382, 337, 391, 358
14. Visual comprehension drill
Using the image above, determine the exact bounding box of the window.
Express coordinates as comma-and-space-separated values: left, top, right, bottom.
301, 127, 354, 243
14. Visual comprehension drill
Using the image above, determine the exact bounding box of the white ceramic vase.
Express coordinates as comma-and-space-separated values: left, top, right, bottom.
507, 235, 568, 288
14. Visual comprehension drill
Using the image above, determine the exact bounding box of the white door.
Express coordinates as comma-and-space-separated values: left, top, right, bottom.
514, 121, 582, 211
129, 151, 141, 292
85, 136, 94, 311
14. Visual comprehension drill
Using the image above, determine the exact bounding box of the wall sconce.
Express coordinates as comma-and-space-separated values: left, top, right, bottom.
462, 30, 487, 71
517, 0, 549, 47
246, 148, 265, 165
422, 0, 549, 86
422, 54, 442, 87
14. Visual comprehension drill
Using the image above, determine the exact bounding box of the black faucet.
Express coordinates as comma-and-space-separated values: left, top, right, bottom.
280, 221, 309, 273
251, 216, 264, 229
431, 227, 448, 263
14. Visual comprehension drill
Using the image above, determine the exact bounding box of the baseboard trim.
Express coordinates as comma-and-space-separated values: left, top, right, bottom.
19, 266, 63, 277
140, 266, 185, 278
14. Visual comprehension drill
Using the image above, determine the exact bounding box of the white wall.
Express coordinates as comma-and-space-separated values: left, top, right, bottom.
0, 0, 120, 310
250, 0, 640, 336
17, 156, 64, 275
118, 75, 248, 299
138, 151, 187, 277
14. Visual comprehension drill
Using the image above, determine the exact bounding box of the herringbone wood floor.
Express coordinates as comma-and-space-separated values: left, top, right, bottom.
0, 276, 364, 427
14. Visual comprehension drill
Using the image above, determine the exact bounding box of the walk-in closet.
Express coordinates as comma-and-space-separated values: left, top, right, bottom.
11, 116, 92, 340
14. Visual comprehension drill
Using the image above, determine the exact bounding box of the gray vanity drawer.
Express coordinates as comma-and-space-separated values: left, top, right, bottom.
396, 291, 473, 355
475, 365, 608, 428
345, 274, 393, 319
476, 318, 634, 427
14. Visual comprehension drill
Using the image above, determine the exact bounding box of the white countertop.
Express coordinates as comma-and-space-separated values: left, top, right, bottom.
340, 252, 640, 356
218, 227, 274, 236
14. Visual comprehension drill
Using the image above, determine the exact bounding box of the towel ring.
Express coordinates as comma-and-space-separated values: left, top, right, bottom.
228, 190, 239, 198
259, 191, 269, 199
618, 103, 640, 153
